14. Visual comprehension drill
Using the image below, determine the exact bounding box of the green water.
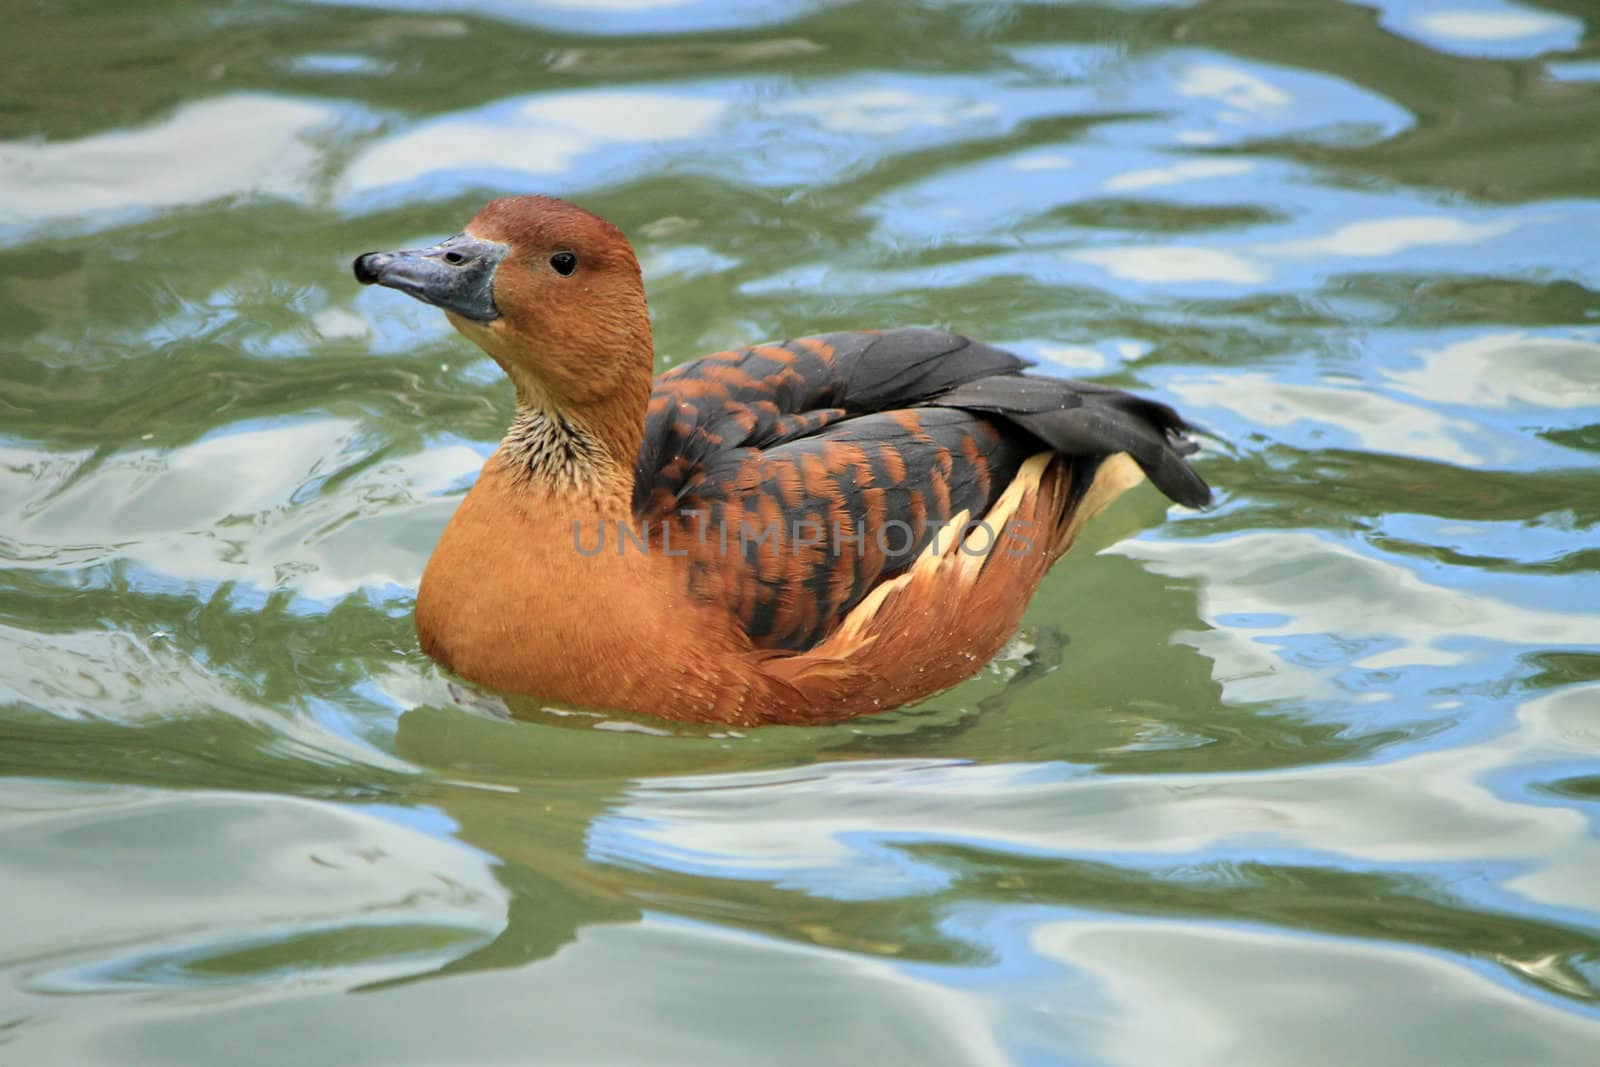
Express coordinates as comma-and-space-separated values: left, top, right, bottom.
3, 1, 1600, 1063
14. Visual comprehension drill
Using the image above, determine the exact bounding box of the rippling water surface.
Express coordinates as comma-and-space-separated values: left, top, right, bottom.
4, 1, 1599, 1063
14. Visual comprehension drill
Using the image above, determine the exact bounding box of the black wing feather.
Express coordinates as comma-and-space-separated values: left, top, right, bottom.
930, 374, 1212, 508
833, 330, 1027, 409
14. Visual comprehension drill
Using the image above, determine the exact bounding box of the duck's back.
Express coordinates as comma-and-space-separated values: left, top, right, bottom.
633, 329, 1208, 654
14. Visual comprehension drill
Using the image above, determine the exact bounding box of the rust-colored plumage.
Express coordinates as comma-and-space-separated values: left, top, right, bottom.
354, 195, 1210, 725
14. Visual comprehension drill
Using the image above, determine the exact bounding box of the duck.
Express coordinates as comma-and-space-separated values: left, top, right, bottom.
353, 195, 1210, 726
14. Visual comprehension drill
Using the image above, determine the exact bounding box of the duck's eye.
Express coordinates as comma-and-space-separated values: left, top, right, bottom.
549, 250, 578, 276
443, 251, 465, 265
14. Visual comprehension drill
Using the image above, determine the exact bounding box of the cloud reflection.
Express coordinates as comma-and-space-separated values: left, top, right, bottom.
1259, 216, 1517, 258
1169, 373, 1501, 466
0, 420, 481, 600
343, 91, 729, 200
0, 95, 333, 229
1384, 333, 1600, 411
1376, 1, 1584, 59
1034, 918, 1600, 1066
1069, 247, 1268, 285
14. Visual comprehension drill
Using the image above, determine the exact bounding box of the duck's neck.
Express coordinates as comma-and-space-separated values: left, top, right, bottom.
494, 361, 650, 508
495, 404, 629, 501
452, 305, 655, 506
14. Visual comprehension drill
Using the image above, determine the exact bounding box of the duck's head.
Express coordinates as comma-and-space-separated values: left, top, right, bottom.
353, 196, 652, 414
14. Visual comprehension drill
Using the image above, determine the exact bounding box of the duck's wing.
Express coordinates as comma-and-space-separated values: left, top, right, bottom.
667, 406, 1039, 652
634, 331, 1015, 514
634, 329, 1209, 652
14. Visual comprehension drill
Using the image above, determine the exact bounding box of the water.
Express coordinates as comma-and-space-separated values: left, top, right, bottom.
3, 1, 1599, 1063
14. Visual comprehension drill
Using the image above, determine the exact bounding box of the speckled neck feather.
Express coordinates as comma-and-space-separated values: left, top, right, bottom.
497, 405, 619, 492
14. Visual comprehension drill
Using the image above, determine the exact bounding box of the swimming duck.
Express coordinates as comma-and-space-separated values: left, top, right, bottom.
354, 196, 1210, 725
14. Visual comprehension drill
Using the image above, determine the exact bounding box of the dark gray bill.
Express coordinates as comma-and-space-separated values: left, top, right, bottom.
353, 233, 508, 323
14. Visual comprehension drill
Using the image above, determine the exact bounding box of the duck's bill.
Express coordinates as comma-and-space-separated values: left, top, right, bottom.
353, 233, 508, 323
